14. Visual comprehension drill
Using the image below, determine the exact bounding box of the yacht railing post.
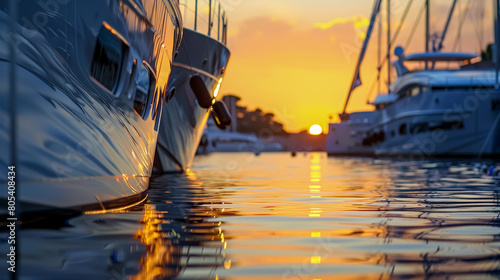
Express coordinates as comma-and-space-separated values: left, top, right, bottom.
495, 0, 500, 89
377, 10, 381, 95
194, 0, 198, 31
224, 17, 228, 45
218, 2, 221, 41
208, 0, 212, 36
425, 0, 430, 70
387, 0, 391, 92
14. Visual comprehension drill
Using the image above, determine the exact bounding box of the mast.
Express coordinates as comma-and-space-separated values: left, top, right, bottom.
387, 0, 391, 92
496, 0, 500, 88
378, 9, 382, 95
341, 0, 383, 115
437, 0, 457, 51
425, 0, 430, 69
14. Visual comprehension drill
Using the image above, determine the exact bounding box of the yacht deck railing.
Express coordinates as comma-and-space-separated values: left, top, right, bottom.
179, 0, 228, 45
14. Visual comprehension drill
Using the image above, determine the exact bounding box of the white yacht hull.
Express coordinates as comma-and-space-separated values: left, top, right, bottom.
155, 28, 230, 173
327, 111, 378, 156
373, 88, 500, 157
328, 84, 500, 158
0, 0, 182, 212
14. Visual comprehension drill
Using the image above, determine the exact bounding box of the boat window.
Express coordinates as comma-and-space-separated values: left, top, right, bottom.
431, 120, 464, 131
409, 121, 464, 135
134, 62, 156, 119
397, 84, 424, 99
410, 122, 429, 134
91, 25, 127, 94
410, 86, 420, 97
399, 123, 407, 135
432, 85, 495, 92
493, 99, 500, 110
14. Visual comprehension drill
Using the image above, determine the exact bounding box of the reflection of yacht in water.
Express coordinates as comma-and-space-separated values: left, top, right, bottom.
327, 0, 500, 158
155, 0, 232, 173
11, 172, 230, 279
133, 172, 231, 279
0, 0, 182, 213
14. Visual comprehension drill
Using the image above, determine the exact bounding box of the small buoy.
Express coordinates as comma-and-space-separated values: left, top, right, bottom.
291, 151, 297, 157
190, 75, 212, 109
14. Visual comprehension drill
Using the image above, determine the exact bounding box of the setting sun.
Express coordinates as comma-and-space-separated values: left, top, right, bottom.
308, 124, 322, 135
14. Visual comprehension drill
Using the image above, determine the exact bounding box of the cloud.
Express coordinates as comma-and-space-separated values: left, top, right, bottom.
313, 16, 369, 30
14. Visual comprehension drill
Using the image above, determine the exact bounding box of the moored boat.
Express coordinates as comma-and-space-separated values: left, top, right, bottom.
155, 1, 231, 173
327, 0, 500, 158
0, 0, 182, 213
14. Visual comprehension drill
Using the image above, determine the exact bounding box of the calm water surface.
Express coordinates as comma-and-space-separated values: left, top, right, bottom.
3, 153, 500, 279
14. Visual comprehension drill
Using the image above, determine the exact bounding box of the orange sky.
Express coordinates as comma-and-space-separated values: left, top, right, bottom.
188, 0, 494, 132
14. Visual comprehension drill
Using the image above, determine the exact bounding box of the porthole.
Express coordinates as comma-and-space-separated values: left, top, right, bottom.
399, 123, 407, 135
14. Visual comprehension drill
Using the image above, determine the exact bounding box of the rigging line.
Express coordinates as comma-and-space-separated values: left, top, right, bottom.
375, 0, 415, 74
341, 0, 382, 114
365, 0, 413, 105
365, 74, 380, 104
452, 0, 472, 51
479, 0, 485, 48
437, 0, 458, 51
389, 0, 413, 48
470, 0, 485, 50
474, 0, 486, 49
403, 2, 426, 51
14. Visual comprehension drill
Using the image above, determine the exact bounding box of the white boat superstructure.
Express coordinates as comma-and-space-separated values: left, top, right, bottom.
367, 52, 500, 157
327, 111, 378, 156
327, 0, 500, 158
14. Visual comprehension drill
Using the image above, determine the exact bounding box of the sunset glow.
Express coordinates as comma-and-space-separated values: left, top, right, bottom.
218, 0, 494, 132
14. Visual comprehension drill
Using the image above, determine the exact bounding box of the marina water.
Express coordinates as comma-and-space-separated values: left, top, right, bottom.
2, 153, 500, 279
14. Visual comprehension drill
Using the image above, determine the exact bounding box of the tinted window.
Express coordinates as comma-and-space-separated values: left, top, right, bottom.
134, 62, 156, 119
91, 27, 125, 93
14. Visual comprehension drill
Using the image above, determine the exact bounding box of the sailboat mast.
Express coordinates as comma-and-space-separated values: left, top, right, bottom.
341, 0, 383, 114
495, 0, 500, 88
387, 0, 391, 92
378, 10, 382, 95
425, 0, 430, 69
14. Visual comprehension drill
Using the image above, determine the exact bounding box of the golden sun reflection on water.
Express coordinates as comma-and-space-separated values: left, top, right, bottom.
129, 153, 500, 279
133, 170, 230, 280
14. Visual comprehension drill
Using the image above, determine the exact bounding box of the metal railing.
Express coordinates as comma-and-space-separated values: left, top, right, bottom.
179, 0, 228, 45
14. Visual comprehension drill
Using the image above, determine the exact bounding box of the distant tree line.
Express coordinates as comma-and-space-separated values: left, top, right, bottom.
224, 95, 288, 136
